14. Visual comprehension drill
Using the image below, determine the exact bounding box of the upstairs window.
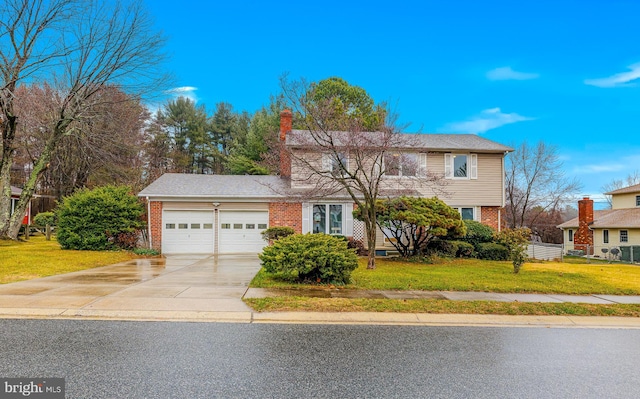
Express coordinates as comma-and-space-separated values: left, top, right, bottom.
322, 152, 349, 177
636, 195, 640, 207
445, 154, 477, 179
384, 152, 423, 177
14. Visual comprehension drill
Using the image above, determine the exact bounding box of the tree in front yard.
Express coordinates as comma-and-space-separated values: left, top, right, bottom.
355, 196, 466, 258
56, 186, 144, 250
495, 228, 531, 274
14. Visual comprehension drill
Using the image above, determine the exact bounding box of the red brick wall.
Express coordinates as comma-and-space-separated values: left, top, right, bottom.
279, 110, 292, 178
575, 197, 594, 254
269, 202, 302, 233
149, 201, 163, 251
481, 206, 500, 231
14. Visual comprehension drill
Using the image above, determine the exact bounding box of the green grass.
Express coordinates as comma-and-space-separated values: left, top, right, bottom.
251, 257, 640, 295
244, 297, 640, 317
0, 235, 140, 284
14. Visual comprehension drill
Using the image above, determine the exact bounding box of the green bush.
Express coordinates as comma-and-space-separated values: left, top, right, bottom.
56, 185, 144, 250
461, 220, 494, 248
451, 240, 474, 257
258, 233, 359, 284
132, 248, 160, 256
476, 242, 510, 261
33, 212, 56, 227
423, 239, 458, 257
261, 226, 296, 242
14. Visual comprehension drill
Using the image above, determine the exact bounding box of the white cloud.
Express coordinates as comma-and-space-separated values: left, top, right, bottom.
486, 66, 539, 81
575, 163, 626, 173
443, 108, 534, 134
584, 63, 640, 88
164, 86, 198, 102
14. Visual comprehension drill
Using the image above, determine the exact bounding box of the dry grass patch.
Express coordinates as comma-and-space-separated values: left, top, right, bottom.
0, 235, 139, 284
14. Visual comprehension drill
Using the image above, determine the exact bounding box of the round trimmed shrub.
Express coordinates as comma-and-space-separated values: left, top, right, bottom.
33, 212, 56, 227
258, 233, 359, 284
261, 226, 295, 242
476, 242, 510, 261
461, 220, 495, 248
451, 240, 474, 257
56, 185, 144, 250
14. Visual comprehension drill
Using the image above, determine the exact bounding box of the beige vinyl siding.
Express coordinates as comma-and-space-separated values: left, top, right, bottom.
163, 202, 269, 211
415, 152, 504, 206
593, 228, 640, 246
611, 193, 640, 209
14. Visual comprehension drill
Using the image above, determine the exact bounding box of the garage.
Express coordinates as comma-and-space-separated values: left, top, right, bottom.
219, 211, 269, 254
162, 210, 215, 254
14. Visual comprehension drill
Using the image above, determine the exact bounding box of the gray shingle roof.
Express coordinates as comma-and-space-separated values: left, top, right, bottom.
286, 130, 513, 153
137, 174, 290, 199
557, 208, 640, 229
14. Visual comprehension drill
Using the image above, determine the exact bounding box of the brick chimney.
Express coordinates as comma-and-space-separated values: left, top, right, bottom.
575, 197, 594, 254
279, 109, 292, 178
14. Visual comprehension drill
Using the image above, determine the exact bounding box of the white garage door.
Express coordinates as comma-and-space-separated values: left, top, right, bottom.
219, 211, 268, 254
162, 210, 214, 254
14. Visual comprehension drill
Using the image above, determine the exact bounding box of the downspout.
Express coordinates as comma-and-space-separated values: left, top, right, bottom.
146, 197, 152, 249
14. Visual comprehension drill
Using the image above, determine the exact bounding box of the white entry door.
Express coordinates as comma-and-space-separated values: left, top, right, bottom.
162, 210, 215, 254
218, 211, 268, 254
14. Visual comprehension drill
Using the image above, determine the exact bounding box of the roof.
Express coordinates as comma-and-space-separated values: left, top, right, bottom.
286, 130, 513, 153
557, 208, 640, 229
138, 174, 290, 199
11, 185, 22, 197
605, 183, 640, 196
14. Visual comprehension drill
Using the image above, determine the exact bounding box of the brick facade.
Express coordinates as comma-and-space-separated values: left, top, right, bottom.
269, 202, 302, 233
575, 197, 594, 254
149, 201, 163, 251
279, 110, 292, 178
480, 206, 501, 231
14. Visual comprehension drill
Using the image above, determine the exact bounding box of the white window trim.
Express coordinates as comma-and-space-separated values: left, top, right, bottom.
603, 229, 609, 244
620, 230, 629, 243
383, 152, 422, 178
445, 153, 477, 180
302, 202, 353, 236
453, 206, 477, 221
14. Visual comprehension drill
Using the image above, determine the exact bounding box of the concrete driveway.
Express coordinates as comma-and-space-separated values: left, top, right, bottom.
0, 254, 262, 322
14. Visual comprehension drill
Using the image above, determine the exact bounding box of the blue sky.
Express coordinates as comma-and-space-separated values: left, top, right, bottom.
146, 0, 640, 205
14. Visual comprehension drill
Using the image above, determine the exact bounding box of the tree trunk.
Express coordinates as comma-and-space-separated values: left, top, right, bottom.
365, 205, 377, 270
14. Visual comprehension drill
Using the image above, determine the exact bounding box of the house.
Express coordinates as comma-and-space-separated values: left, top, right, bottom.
557, 184, 640, 261
10, 185, 31, 225
138, 110, 513, 254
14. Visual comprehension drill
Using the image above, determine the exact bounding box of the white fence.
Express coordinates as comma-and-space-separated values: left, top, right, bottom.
527, 242, 563, 261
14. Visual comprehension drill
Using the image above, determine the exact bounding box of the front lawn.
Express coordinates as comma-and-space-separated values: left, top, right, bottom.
251, 257, 640, 295
0, 235, 139, 284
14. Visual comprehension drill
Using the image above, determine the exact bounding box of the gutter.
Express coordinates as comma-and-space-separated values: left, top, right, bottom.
145, 196, 152, 250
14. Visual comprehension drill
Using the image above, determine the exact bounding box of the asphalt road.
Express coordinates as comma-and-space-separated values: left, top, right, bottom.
1, 320, 639, 398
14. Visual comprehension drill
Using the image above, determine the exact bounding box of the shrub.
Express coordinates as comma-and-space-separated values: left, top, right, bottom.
347, 237, 368, 256
460, 220, 495, 248
423, 239, 458, 257
132, 248, 160, 256
476, 242, 510, 261
56, 185, 144, 250
258, 233, 359, 284
451, 240, 474, 257
261, 226, 296, 242
495, 228, 531, 273
33, 212, 56, 227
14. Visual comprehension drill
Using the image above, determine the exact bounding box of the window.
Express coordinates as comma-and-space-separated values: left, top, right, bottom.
460, 208, 474, 220
323, 152, 348, 177
568, 230, 573, 242
258, 223, 267, 229
246, 224, 255, 229
312, 204, 343, 235
620, 230, 628, 242
445, 154, 477, 179
166, 223, 176, 229
384, 153, 419, 177
603, 230, 609, 244
178, 223, 188, 229
636, 195, 640, 207
233, 224, 243, 229
191, 224, 200, 229
221, 223, 231, 229
203, 224, 213, 229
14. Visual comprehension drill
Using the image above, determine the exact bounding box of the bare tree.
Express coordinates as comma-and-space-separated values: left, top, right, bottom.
504, 141, 581, 230
0, 0, 167, 239
601, 170, 640, 208
280, 76, 445, 269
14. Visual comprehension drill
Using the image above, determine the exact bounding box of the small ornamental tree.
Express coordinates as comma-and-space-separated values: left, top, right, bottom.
495, 228, 531, 273
56, 186, 144, 250
355, 196, 466, 258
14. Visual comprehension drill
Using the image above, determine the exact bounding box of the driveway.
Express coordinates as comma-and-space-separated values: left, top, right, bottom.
0, 254, 262, 321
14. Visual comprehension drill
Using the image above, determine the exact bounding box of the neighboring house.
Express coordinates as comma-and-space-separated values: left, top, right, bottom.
10, 185, 31, 225
558, 185, 640, 260
138, 110, 513, 254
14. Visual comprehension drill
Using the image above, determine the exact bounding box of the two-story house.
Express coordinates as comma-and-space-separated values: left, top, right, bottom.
558, 184, 640, 261
138, 110, 512, 254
